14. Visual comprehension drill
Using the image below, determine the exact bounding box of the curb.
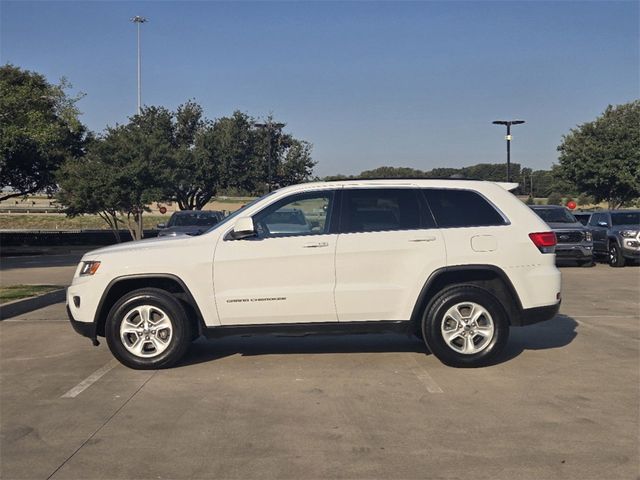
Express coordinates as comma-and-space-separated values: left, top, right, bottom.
0, 289, 66, 320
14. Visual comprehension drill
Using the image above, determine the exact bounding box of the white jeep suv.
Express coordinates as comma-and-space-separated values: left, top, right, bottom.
67, 180, 561, 369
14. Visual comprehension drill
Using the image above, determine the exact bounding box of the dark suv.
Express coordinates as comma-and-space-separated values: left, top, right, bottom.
157, 210, 225, 237
588, 210, 640, 267
530, 205, 593, 266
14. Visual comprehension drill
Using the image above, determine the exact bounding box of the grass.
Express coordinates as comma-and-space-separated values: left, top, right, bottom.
0, 214, 168, 230
0, 285, 63, 304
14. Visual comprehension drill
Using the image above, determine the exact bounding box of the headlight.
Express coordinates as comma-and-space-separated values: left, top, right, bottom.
620, 230, 639, 238
584, 231, 592, 242
79, 261, 101, 276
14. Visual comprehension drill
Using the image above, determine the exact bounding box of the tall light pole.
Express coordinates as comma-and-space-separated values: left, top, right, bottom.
492, 120, 525, 182
254, 121, 285, 192
130, 16, 147, 115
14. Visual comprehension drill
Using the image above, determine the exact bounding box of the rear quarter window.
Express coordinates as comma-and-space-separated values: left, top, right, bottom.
423, 188, 507, 228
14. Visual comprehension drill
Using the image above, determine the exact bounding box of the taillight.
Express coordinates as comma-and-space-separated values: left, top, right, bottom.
529, 232, 556, 253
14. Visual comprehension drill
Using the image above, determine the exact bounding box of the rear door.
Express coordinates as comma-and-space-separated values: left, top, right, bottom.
334, 187, 446, 321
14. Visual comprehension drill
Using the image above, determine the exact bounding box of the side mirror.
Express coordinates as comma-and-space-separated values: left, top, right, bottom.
231, 217, 256, 240
157, 223, 166, 229
597, 221, 608, 227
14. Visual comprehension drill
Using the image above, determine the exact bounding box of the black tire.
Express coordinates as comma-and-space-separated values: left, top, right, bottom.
421, 285, 509, 368
105, 288, 192, 369
608, 242, 626, 268
579, 258, 594, 267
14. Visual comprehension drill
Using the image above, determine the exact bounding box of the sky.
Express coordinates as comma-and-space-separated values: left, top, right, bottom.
1, 1, 638, 177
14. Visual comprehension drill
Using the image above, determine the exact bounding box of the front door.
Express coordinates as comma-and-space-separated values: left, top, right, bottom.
213, 190, 338, 325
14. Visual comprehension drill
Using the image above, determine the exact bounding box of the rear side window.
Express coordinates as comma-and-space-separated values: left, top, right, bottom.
423, 189, 506, 228
340, 189, 433, 233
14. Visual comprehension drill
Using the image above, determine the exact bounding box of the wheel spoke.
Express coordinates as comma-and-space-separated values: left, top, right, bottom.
443, 328, 462, 344
150, 316, 171, 330
446, 308, 464, 325
475, 325, 493, 339
462, 334, 476, 354
131, 337, 146, 355
121, 326, 141, 335
136, 305, 151, 324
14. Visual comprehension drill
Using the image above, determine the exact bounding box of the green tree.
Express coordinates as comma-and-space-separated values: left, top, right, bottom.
57, 157, 124, 242
167, 101, 220, 210
57, 107, 172, 240
577, 193, 594, 206
0, 64, 88, 200
557, 101, 640, 209
547, 192, 563, 205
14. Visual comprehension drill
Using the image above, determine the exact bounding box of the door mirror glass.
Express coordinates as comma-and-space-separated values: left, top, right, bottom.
156, 223, 166, 229
231, 217, 256, 239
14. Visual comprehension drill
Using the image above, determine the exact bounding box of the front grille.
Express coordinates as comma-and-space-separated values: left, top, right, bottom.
556, 231, 583, 243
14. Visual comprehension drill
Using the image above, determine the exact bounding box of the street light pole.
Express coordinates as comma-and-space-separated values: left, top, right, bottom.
492, 119, 525, 182
130, 16, 147, 115
254, 121, 285, 192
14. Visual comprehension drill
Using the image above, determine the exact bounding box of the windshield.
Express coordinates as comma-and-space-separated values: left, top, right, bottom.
611, 212, 640, 226
204, 192, 277, 234
533, 207, 577, 224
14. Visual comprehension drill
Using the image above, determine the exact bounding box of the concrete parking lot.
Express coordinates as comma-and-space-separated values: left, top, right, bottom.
1, 263, 638, 479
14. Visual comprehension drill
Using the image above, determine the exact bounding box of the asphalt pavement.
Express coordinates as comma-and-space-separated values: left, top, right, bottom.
1, 263, 638, 479
0, 253, 84, 287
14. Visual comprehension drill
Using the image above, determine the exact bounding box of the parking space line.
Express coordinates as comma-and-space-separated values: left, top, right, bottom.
60, 359, 119, 398
408, 356, 444, 393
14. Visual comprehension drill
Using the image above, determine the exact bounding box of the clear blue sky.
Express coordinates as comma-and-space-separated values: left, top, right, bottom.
2, 1, 638, 176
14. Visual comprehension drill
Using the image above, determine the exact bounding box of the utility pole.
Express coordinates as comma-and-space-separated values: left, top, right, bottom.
492, 120, 525, 182
130, 16, 147, 115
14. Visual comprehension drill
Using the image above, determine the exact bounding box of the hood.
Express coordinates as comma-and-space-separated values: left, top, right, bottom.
158, 226, 207, 236
609, 224, 640, 232
83, 234, 191, 258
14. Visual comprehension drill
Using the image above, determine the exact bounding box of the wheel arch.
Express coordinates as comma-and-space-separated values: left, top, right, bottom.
409, 265, 524, 331
94, 274, 205, 338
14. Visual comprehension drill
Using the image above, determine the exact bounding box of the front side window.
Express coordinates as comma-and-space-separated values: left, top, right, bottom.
340, 188, 431, 233
588, 213, 607, 227
423, 188, 506, 228
253, 191, 334, 238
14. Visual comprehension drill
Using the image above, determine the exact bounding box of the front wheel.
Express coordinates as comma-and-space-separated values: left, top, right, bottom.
422, 285, 509, 368
608, 242, 626, 268
105, 288, 192, 369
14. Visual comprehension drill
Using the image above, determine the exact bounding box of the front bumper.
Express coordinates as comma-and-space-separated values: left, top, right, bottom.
555, 244, 593, 260
67, 304, 99, 345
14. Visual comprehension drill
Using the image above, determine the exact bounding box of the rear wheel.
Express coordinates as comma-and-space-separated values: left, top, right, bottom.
422, 285, 509, 368
608, 242, 625, 267
105, 288, 192, 369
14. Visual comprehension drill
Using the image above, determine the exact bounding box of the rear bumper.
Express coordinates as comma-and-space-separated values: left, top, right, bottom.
67, 304, 99, 345
514, 302, 561, 327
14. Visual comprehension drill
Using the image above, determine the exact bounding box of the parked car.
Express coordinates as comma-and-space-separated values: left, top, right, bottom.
67, 179, 561, 369
157, 210, 224, 237
587, 210, 640, 267
572, 211, 592, 226
529, 205, 593, 267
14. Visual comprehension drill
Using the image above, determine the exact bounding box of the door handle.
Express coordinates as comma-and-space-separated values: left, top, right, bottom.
409, 236, 437, 242
303, 241, 329, 248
